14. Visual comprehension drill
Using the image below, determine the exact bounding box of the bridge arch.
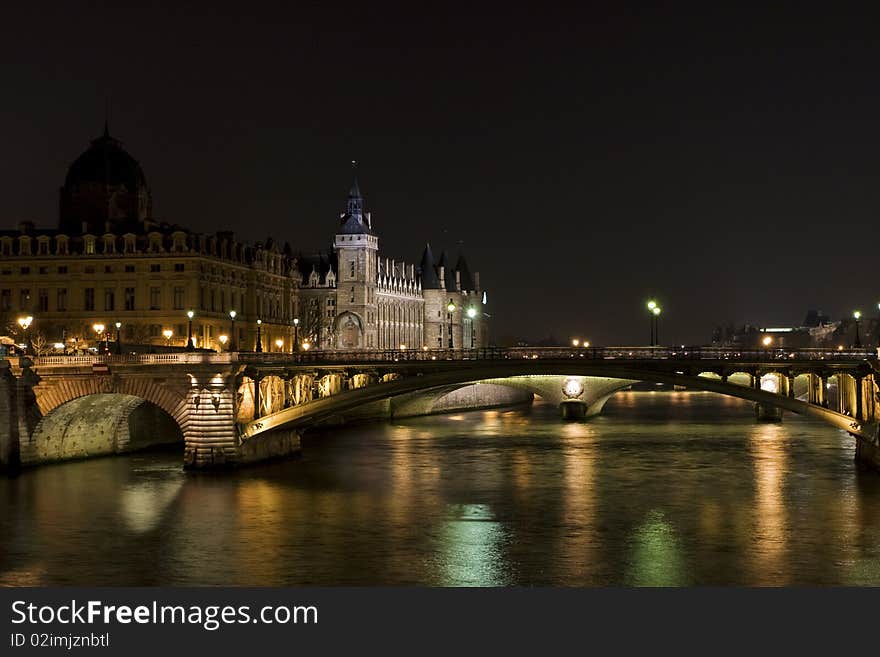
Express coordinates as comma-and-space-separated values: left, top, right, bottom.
32, 375, 190, 430
241, 361, 874, 441
25, 393, 183, 465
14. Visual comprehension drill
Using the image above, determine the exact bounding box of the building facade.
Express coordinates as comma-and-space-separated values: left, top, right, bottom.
0, 126, 488, 353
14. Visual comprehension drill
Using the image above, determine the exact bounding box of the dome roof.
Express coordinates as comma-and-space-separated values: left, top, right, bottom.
63, 126, 148, 191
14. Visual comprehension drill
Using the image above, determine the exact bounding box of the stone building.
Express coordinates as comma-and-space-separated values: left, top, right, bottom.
1, 125, 489, 353
0, 125, 298, 353
293, 179, 488, 351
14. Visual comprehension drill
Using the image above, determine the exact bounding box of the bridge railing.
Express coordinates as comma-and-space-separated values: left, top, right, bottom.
239, 346, 876, 364
4, 346, 874, 369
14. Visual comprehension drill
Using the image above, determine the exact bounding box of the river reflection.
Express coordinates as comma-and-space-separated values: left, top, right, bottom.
2, 391, 880, 586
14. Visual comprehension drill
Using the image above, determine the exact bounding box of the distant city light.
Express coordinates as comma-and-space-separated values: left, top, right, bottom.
572, 339, 580, 347
762, 336, 773, 346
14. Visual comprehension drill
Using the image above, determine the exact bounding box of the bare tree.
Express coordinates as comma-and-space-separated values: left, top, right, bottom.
30, 332, 53, 356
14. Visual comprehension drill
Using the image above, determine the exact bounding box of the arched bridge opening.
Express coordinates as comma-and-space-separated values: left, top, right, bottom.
240, 362, 877, 445
24, 394, 183, 466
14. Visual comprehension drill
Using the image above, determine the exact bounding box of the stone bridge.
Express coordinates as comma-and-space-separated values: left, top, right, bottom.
2, 346, 879, 474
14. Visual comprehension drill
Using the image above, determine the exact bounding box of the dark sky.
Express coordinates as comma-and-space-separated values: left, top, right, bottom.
2, 3, 879, 345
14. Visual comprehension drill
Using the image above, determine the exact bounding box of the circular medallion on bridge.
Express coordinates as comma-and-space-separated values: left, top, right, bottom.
562, 377, 584, 399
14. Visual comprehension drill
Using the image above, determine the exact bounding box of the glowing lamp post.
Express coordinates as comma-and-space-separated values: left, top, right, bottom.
275, 338, 284, 352
114, 321, 122, 355
302, 341, 311, 351
572, 338, 580, 347
186, 311, 195, 351
92, 323, 105, 354
652, 305, 662, 346
17, 315, 33, 355
762, 335, 773, 347
446, 300, 456, 349
293, 318, 300, 353
218, 334, 228, 352
853, 310, 862, 348
228, 311, 237, 351
162, 329, 173, 346
467, 306, 477, 348
256, 319, 263, 353
646, 300, 658, 345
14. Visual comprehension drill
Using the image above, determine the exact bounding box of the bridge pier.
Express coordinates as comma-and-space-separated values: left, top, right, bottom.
754, 372, 784, 422
0, 361, 20, 475
560, 400, 587, 420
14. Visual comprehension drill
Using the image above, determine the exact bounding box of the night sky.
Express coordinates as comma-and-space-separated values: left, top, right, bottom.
2, 4, 879, 345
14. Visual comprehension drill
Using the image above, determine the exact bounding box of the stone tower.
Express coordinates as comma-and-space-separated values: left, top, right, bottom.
333, 175, 379, 349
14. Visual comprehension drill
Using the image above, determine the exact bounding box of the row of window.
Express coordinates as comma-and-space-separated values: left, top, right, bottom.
0, 263, 186, 276
1, 286, 188, 313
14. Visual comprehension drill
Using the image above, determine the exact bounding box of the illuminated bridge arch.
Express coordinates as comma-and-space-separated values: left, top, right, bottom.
241, 361, 875, 441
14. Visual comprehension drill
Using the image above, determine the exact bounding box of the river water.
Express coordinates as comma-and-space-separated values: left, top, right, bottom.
2, 391, 880, 586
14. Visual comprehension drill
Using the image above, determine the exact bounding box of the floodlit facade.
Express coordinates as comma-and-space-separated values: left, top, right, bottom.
0, 126, 488, 353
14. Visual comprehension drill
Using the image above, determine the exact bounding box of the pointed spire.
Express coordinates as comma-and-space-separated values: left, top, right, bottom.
455, 254, 475, 291
338, 161, 373, 234
438, 251, 457, 291
349, 159, 361, 198
419, 243, 441, 289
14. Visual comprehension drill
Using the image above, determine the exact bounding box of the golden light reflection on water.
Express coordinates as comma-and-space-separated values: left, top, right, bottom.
120, 479, 184, 534
560, 422, 599, 583
747, 423, 789, 584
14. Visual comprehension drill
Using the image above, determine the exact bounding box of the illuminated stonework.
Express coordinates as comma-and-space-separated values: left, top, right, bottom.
562, 377, 584, 399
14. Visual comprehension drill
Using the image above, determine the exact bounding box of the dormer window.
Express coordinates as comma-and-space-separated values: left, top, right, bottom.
37, 238, 50, 255
124, 234, 136, 254
84, 236, 96, 255
18, 236, 31, 256
56, 235, 69, 255
148, 233, 163, 253
171, 232, 187, 253
0, 238, 11, 256
103, 235, 116, 254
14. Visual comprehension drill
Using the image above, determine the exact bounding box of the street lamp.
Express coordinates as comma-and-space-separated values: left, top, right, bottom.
762, 335, 773, 347
162, 329, 173, 346
302, 341, 311, 351
17, 315, 33, 355
229, 310, 237, 351
218, 334, 228, 352
853, 310, 862, 348
186, 311, 195, 351
275, 338, 284, 352
446, 300, 455, 349
114, 321, 122, 355
292, 318, 300, 353
92, 323, 105, 353
467, 306, 477, 348
256, 319, 263, 352
652, 305, 662, 346
572, 338, 580, 347
646, 300, 657, 345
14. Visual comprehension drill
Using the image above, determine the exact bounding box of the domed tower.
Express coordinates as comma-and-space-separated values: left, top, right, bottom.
59, 123, 152, 235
